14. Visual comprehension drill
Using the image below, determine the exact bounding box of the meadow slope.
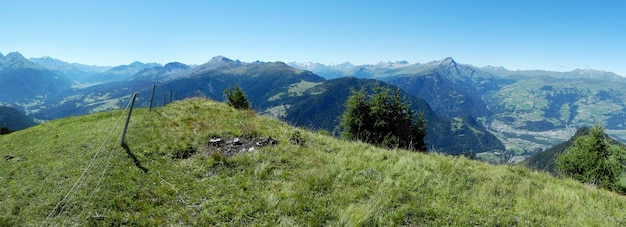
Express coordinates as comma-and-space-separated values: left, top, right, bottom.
1, 98, 626, 225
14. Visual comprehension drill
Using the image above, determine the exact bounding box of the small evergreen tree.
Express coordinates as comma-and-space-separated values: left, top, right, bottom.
555, 124, 626, 192
0, 126, 12, 135
341, 86, 427, 151
341, 87, 372, 142
224, 84, 251, 110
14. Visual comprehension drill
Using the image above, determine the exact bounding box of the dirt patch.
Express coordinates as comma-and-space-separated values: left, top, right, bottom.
197, 136, 279, 157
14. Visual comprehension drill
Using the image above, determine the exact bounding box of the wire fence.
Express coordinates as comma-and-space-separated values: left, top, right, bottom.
41, 95, 134, 226
40, 84, 178, 225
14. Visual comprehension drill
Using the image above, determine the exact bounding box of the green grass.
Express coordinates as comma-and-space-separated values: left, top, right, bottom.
287, 80, 322, 96
2, 98, 626, 225
268, 80, 322, 101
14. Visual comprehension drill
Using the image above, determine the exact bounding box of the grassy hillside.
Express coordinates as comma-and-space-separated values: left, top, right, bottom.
2, 98, 626, 225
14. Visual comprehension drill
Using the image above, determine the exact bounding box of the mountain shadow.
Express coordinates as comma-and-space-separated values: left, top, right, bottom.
0, 106, 38, 131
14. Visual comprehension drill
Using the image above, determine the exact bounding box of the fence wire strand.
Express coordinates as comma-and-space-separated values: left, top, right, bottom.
41, 95, 134, 226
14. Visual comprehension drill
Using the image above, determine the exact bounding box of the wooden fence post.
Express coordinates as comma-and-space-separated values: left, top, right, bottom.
120, 92, 138, 146
163, 93, 167, 106
149, 84, 156, 112
170, 90, 173, 104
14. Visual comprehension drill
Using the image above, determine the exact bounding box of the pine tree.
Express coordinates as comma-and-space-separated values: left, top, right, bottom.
555, 124, 625, 192
224, 84, 251, 110
341, 87, 371, 142
0, 126, 12, 135
341, 86, 427, 151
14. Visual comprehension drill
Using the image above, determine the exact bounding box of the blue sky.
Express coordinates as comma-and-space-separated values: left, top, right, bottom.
1, 0, 624, 74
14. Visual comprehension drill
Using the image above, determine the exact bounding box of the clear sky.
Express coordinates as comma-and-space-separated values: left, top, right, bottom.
1, 0, 624, 75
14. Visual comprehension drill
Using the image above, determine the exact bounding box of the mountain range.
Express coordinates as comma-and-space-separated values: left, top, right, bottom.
0, 52, 71, 105
2, 51, 626, 161
290, 58, 626, 158
29, 56, 161, 86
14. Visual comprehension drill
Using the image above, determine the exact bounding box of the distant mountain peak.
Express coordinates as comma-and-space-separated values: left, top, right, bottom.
200, 56, 243, 69
441, 57, 457, 65
5, 52, 28, 62
482, 65, 508, 71
164, 62, 188, 68
163, 62, 190, 71
29, 56, 62, 64
424, 57, 458, 68
209, 55, 236, 63
127, 61, 191, 82
375, 60, 412, 69
0, 52, 41, 70
129, 61, 146, 67
0, 52, 4, 58
396, 60, 410, 65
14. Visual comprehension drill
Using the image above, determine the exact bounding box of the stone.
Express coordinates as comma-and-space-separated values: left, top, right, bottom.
210, 138, 222, 143
209, 138, 223, 146
256, 137, 279, 147
232, 137, 242, 145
